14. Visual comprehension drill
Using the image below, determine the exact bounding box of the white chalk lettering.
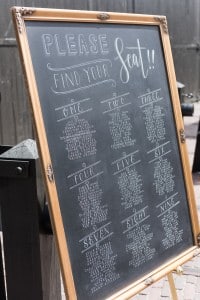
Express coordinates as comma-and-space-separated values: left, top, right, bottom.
42, 33, 109, 56
47, 59, 115, 94
112, 151, 140, 175
122, 206, 149, 233
79, 223, 113, 253
67, 161, 104, 189
139, 88, 162, 107
114, 37, 155, 83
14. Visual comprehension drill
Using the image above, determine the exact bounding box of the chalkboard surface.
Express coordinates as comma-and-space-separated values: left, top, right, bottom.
12, 8, 199, 300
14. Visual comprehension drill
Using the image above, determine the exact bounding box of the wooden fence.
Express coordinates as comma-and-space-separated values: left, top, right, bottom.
135, 0, 200, 102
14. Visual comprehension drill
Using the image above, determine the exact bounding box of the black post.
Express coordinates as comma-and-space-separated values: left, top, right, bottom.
192, 119, 200, 173
0, 149, 43, 299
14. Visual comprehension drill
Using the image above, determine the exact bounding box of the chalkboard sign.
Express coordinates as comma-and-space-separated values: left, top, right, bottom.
12, 7, 200, 300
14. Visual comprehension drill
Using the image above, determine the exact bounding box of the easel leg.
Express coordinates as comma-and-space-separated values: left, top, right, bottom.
167, 273, 178, 300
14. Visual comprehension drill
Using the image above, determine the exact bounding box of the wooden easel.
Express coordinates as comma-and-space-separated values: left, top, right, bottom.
167, 266, 184, 300
168, 273, 178, 300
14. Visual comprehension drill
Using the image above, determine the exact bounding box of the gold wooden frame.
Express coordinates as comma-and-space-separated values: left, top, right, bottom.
12, 7, 200, 300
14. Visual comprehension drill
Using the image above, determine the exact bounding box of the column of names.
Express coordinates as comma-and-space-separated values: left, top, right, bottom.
139, 88, 184, 250
101, 91, 156, 268
58, 97, 120, 295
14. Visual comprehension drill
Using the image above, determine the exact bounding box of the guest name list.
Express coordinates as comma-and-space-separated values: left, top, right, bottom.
26, 22, 193, 300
